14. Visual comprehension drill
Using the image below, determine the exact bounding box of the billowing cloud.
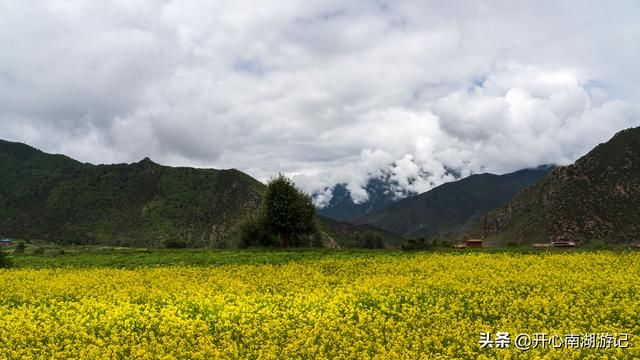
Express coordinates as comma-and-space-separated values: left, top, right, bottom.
1, 1, 639, 205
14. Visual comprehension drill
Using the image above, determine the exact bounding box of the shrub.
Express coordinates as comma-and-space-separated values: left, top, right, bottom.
15, 241, 26, 254
587, 239, 608, 250
0, 250, 12, 268
402, 237, 431, 251
239, 216, 277, 248
164, 239, 188, 249
362, 232, 385, 249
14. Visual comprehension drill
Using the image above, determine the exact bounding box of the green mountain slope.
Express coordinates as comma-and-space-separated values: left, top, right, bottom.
480, 127, 640, 244
354, 167, 552, 238
0, 139, 264, 247
317, 215, 405, 249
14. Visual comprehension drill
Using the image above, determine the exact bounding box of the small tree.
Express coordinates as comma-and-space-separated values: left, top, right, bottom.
263, 174, 316, 248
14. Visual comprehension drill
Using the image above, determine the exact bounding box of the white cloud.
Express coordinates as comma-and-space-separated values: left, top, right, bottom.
1, 0, 639, 203
301, 65, 639, 204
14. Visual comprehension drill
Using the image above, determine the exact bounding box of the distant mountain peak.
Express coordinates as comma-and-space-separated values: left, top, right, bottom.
136, 157, 158, 166
316, 177, 413, 222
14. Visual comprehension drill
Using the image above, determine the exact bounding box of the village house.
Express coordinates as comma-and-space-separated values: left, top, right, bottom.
0, 239, 12, 247
465, 239, 483, 248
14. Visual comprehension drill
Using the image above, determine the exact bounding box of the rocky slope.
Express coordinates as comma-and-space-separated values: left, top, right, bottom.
480, 127, 640, 244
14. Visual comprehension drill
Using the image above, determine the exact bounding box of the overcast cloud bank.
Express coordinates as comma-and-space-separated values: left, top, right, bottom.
1, 1, 639, 205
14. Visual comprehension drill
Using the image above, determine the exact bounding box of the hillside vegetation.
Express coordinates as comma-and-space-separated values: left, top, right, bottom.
316, 215, 405, 249
0, 139, 264, 248
480, 127, 640, 244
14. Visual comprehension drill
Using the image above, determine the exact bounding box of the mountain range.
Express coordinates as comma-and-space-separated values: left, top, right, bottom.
352, 166, 552, 238
2, 125, 639, 248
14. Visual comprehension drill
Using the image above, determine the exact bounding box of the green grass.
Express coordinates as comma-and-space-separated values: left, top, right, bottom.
7, 248, 411, 269
6, 244, 639, 269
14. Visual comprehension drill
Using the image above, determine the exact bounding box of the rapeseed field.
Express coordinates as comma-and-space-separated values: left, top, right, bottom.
0, 252, 637, 359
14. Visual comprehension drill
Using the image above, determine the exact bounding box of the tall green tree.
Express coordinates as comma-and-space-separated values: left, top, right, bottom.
263, 174, 316, 247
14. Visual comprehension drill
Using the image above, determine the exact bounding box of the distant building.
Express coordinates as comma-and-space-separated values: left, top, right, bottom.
465, 239, 483, 248
0, 239, 12, 247
453, 243, 467, 249
552, 241, 576, 248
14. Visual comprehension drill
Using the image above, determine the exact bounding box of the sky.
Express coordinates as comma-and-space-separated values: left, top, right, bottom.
1, 1, 640, 205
